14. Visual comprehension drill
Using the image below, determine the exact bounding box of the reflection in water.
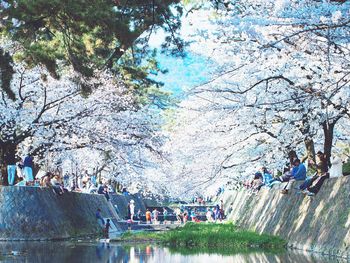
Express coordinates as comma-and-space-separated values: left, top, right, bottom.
0, 242, 345, 263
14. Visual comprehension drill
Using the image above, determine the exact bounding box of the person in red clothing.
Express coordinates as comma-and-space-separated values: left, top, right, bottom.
145, 209, 151, 224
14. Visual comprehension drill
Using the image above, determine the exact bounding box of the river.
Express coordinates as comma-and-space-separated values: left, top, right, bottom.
0, 241, 345, 263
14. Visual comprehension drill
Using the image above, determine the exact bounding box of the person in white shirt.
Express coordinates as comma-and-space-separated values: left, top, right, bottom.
329, 155, 343, 178
130, 200, 135, 221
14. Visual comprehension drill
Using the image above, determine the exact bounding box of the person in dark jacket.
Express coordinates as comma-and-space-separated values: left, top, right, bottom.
23, 153, 34, 184
5, 150, 17, 186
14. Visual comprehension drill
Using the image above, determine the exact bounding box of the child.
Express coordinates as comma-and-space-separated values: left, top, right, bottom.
163, 208, 168, 224
152, 209, 159, 224
104, 219, 111, 239
145, 209, 151, 224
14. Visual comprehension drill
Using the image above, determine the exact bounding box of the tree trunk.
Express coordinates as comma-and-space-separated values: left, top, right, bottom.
303, 137, 316, 164
300, 113, 316, 164
322, 120, 335, 168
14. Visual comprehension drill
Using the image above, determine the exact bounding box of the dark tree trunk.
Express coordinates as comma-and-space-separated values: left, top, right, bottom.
300, 113, 316, 164
322, 120, 335, 168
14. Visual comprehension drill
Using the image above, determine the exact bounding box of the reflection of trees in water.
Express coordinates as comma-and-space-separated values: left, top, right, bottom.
230, 252, 337, 263
0, 242, 111, 263
0, 242, 339, 263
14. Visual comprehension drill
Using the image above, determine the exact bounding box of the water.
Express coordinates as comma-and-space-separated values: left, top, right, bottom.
0, 242, 345, 263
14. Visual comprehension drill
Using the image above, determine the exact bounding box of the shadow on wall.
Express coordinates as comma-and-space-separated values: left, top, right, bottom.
225, 176, 350, 256
0, 187, 118, 240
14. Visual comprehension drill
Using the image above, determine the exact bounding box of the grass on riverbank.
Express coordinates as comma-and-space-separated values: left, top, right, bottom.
119, 223, 286, 251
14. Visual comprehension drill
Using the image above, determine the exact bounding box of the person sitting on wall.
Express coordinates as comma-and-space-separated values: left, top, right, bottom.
273, 167, 293, 183
281, 159, 306, 194
97, 182, 104, 194
103, 185, 110, 201
50, 174, 65, 195
299, 151, 330, 196
122, 187, 129, 196
40, 172, 52, 187
261, 167, 275, 188
250, 172, 264, 193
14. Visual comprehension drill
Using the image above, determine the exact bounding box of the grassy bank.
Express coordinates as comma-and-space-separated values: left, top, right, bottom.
118, 223, 286, 251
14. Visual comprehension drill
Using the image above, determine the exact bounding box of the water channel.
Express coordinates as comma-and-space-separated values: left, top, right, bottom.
0, 241, 346, 263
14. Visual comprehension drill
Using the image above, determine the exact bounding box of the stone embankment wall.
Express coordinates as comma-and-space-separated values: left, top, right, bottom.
109, 193, 159, 219
223, 176, 350, 258
0, 187, 151, 240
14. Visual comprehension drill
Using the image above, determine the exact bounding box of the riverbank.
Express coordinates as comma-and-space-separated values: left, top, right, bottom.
0, 186, 158, 240
0, 240, 334, 263
222, 176, 350, 259
116, 223, 286, 251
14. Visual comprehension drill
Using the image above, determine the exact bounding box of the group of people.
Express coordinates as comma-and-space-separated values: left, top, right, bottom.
246, 150, 344, 196
145, 208, 169, 224
205, 201, 225, 222
173, 201, 226, 224
3, 152, 118, 199
3, 149, 122, 197
5, 152, 34, 186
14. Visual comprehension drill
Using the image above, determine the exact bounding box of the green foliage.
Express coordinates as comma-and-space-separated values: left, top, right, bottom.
343, 162, 350, 176
0, 47, 15, 100
116, 48, 175, 108
120, 223, 287, 250
0, 0, 185, 78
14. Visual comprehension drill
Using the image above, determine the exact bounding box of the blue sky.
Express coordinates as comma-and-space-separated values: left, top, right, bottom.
154, 52, 213, 98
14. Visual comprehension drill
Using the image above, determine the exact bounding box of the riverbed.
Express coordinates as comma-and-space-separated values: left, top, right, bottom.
0, 241, 345, 263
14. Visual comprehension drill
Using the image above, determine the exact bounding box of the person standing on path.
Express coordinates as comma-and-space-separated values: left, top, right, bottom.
163, 208, 168, 224
5, 150, 17, 186
152, 208, 159, 224
104, 219, 111, 239
145, 209, 151, 224
129, 200, 135, 222
23, 153, 34, 185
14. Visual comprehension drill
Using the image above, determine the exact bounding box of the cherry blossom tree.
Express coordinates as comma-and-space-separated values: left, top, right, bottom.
0, 40, 166, 187
154, 0, 350, 196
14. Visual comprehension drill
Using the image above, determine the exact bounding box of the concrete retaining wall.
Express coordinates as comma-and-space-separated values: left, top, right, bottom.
224, 176, 350, 258
0, 186, 158, 240
109, 193, 147, 219
109, 193, 160, 219
0, 186, 119, 240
